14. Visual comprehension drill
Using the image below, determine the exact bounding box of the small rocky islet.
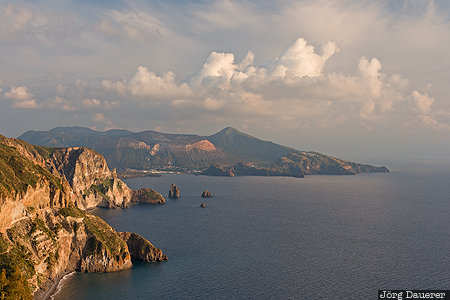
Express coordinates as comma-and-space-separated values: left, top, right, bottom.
201, 190, 212, 198
168, 184, 180, 199
132, 188, 165, 204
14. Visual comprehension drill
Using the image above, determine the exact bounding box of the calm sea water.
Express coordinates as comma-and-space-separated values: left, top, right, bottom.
53, 166, 450, 299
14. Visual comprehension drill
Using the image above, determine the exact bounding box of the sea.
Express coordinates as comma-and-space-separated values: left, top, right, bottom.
53, 163, 450, 299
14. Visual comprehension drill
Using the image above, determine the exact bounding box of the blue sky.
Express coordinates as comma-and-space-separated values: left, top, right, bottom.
1, 0, 449, 162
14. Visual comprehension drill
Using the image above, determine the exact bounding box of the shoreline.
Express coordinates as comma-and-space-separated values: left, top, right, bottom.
33, 271, 75, 300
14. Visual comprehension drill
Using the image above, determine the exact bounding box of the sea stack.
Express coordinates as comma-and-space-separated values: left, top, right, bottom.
200, 202, 206, 208
201, 190, 212, 197
168, 184, 180, 198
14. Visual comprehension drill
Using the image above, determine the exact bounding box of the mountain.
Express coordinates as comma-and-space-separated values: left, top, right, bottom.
0, 135, 166, 299
19, 126, 389, 175
207, 127, 297, 164
20, 127, 228, 170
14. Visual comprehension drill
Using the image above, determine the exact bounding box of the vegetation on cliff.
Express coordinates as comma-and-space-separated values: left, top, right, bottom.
0, 234, 33, 300
0, 136, 167, 298
0, 143, 63, 201
131, 188, 165, 204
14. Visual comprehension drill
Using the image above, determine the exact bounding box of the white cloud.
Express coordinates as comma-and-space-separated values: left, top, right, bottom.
411, 90, 434, 114
101, 80, 127, 96
104, 66, 192, 100
272, 38, 338, 79
357, 57, 383, 98
4, 86, 41, 109
192, 52, 236, 86
44, 96, 75, 112
96, 36, 445, 132
190, 50, 261, 90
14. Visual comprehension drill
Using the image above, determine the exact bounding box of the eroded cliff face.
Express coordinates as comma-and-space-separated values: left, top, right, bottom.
0, 137, 73, 233
1, 207, 133, 294
0, 135, 166, 298
1, 135, 132, 214
119, 232, 167, 262
49, 147, 133, 209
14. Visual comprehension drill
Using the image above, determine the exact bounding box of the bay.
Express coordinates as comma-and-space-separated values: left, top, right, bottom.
53, 167, 450, 299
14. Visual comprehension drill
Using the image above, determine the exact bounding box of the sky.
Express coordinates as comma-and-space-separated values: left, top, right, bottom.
1, 0, 450, 164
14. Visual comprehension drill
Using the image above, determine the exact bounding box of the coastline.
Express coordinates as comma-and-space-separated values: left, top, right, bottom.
34, 271, 75, 300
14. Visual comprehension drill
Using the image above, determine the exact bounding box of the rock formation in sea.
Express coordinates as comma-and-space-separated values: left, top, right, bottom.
119, 232, 167, 262
0, 135, 166, 299
201, 190, 212, 197
131, 188, 165, 204
168, 184, 180, 199
200, 202, 206, 208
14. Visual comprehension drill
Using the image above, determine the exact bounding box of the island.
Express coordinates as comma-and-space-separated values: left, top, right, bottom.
18, 126, 389, 177
0, 135, 167, 299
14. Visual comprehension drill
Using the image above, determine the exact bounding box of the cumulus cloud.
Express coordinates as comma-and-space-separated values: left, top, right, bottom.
190, 50, 262, 90
272, 38, 338, 79
4, 86, 41, 109
97, 36, 444, 132
103, 66, 192, 100
411, 90, 434, 114
191, 52, 237, 86
1, 0, 450, 157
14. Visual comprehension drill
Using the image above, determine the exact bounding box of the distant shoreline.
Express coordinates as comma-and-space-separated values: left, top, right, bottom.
117, 170, 162, 179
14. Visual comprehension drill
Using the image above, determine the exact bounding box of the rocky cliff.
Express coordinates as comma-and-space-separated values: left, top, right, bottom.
201, 152, 389, 178
272, 152, 389, 175
1, 135, 132, 212
49, 147, 133, 209
0, 135, 166, 299
119, 232, 167, 262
